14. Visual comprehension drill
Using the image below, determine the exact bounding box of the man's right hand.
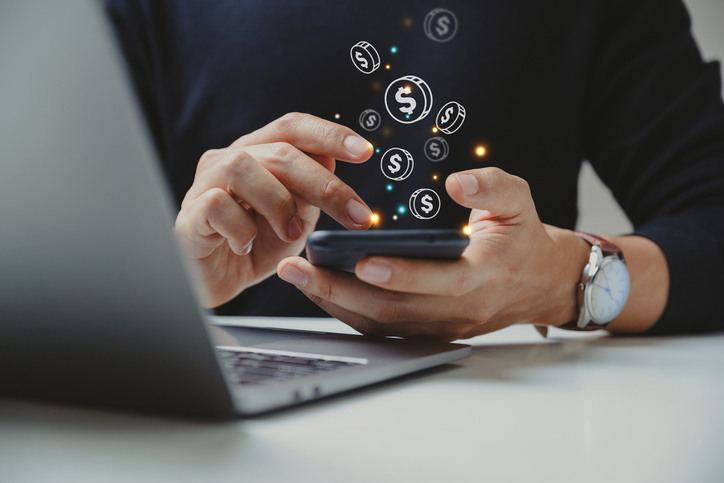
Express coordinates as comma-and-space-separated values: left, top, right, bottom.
174, 112, 374, 308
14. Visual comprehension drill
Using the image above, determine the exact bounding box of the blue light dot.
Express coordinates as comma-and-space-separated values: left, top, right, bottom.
375, 148, 381, 154
390, 46, 398, 54
397, 205, 406, 214
386, 184, 393, 191
405, 114, 410, 119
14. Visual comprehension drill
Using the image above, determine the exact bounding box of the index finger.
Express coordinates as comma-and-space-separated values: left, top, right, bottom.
231, 112, 373, 163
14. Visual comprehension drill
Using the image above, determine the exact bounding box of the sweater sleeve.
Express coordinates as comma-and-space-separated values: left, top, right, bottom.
582, 0, 724, 334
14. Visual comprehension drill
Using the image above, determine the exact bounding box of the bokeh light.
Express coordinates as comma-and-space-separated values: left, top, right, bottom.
463, 225, 472, 235
390, 46, 398, 54
371, 213, 381, 225
385, 64, 391, 70
432, 126, 438, 133
397, 205, 406, 214
393, 215, 398, 220
475, 145, 487, 157
386, 184, 393, 191
334, 113, 340, 120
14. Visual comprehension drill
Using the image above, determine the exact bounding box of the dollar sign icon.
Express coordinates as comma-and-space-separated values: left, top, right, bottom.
436, 16, 450, 36
381, 148, 414, 181
395, 87, 417, 115
350, 41, 380, 74
384, 76, 433, 124
440, 106, 454, 124
355, 51, 368, 69
424, 137, 449, 162
421, 194, 434, 214
388, 154, 401, 174
359, 109, 381, 131
409, 188, 441, 220
436, 101, 466, 135
424, 9, 458, 42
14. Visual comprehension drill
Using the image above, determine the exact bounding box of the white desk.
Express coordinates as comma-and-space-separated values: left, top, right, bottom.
2, 317, 723, 483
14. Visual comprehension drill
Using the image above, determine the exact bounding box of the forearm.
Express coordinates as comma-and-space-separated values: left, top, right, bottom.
548, 228, 669, 334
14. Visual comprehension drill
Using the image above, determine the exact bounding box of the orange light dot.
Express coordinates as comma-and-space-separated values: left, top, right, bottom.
463, 225, 472, 235
370, 213, 381, 225
475, 145, 487, 157
432, 127, 438, 133
432, 175, 438, 180
385, 64, 391, 70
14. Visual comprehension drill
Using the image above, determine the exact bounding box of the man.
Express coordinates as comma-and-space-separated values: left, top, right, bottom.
105, 0, 724, 339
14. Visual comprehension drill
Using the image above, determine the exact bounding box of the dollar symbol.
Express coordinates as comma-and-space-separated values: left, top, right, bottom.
440, 106, 454, 124
395, 87, 417, 115
388, 154, 401, 174
355, 51, 368, 69
421, 194, 434, 214
430, 143, 440, 158
436, 16, 450, 36
365, 114, 376, 127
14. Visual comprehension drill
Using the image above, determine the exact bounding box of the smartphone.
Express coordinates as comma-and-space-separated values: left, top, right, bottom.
306, 229, 469, 271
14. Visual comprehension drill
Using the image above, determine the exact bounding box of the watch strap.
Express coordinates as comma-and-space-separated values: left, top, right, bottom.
572, 231, 623, 259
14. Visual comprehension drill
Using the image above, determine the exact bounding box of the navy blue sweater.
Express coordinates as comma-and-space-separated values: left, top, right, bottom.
105, 0, 724, 334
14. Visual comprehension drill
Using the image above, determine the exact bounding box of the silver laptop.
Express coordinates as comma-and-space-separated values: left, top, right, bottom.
0, 0, 470, 417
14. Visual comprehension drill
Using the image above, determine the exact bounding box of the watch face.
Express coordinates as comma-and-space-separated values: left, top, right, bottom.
588, 257, 630, 324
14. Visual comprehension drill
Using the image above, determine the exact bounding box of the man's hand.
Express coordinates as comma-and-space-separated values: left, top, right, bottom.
174, 112, 374, 308
277, 167, 592, 341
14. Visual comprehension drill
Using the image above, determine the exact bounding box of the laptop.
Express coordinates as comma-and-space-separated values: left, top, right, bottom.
0, 0, 470, 418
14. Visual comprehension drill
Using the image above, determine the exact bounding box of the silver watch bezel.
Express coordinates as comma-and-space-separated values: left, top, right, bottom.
577, 246, 629, 329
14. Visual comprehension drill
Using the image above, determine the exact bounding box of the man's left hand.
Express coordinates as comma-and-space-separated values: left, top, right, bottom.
277, 167, 589, 341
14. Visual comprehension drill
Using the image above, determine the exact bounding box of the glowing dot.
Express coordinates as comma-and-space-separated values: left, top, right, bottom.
390, 46, 398, 54
397, 205, 406, 214
393, 215, 398, 220
405, 114, 410, 119
386, 184, 393, 191
402, 17, 414, 29
432, 127, 438, 133
475, 145, 487, 157
463, 225, 472, 236
334, 113, 340, 120
375, 148, 381, 154
370, 213, 380, 225
385, 64, 391, 70
432, 175, 438, 180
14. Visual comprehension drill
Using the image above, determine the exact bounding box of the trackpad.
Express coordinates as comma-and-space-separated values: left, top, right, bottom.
209, 325, 319, 348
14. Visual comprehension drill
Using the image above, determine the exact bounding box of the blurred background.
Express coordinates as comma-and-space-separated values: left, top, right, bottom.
576, 0, 724, 234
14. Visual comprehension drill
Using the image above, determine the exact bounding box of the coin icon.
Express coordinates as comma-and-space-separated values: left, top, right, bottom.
409, 188, 441, 220
359, 109, 381, 131
424, 9, 458, 42
350, 41, 380, 74
424, 137, 449, 162
381, 147, 414, 181
384, 75, 433, 124
436, 101, 466, 134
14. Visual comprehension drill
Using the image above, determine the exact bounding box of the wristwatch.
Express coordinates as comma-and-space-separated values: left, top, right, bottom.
558, 231, 631, 331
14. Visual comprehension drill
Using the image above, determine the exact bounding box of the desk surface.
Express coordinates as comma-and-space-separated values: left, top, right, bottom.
2, 317, 723, 483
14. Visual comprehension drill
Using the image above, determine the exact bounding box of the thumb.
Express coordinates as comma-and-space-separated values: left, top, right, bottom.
445, 167, 536, 220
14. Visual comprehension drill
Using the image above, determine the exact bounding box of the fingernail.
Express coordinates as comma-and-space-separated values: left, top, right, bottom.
346, 199, 372, 225
456, 174, 479, 195
241, 240, 253, 255
344, 135, 371, 156
287, 214, 303, 240
358, 258, 391, 283
279, 264, 308, 287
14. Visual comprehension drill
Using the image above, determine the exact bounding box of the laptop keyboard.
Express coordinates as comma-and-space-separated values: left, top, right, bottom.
218, 347, 365, 386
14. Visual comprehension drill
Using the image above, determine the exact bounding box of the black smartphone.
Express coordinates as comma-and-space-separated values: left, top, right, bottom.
306, 229, 469, 271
